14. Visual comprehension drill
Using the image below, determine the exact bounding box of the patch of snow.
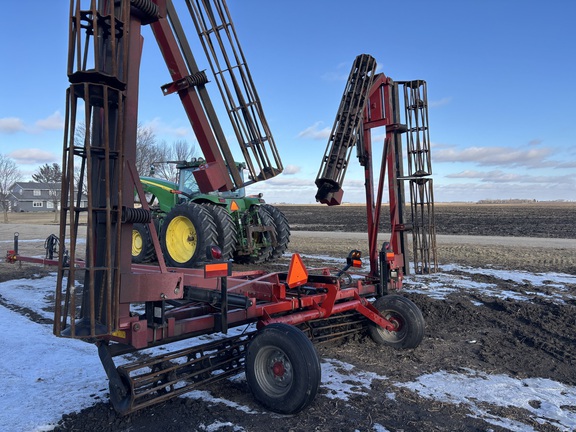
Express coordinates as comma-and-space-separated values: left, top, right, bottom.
186, 389, 258, 414
372, 424, 392, 432
396, 369, 576, 432
321, 358, 384, 400
403, 264, 576, 304
199, 421, 245, 431
0, 306, 108, 432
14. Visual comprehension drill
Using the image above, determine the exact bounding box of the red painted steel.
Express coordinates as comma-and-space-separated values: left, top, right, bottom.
149, 12, 233, 192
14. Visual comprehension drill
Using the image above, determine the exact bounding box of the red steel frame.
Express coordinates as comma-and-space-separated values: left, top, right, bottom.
363, 74, 407, 288
2, 1, 405, 355
3, 1, 435, 417
6, 246, 396, 351
149, 3, 233, 193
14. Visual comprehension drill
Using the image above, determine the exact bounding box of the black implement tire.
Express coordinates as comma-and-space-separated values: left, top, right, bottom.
262, 204, 290, 261
203, 203, 237, 261
368, 295, 425, 349
159, 203, 217, 267
131, 223, 155, 263
246, 323, 321, 414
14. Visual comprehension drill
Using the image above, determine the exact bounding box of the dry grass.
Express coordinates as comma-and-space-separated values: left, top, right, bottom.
1, 211, 86, 226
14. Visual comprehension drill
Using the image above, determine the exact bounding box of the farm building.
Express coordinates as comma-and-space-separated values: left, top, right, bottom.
9, 182, 87, 212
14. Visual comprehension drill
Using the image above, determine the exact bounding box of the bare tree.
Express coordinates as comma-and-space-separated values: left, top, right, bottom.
135, 125, 162, 176
73, 121, 196, 184
32, 163, 62, 222
153, 140, 197, 182
0, 154, 22, 223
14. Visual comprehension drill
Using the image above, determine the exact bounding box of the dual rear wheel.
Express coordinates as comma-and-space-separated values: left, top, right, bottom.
131, 203, 290, 267
160, 203, 218, 267
131, 222, 158, 264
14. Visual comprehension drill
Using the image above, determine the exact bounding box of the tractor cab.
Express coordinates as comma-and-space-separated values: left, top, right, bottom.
177, 159, 247, 200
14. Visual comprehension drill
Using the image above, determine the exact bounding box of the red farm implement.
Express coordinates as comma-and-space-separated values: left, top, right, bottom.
6, 0, 436, 415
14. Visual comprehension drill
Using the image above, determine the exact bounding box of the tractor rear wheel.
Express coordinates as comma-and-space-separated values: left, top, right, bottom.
246, 323, 321, 414
131, 223, 156, 263
368, 295, 425, 349
204, 204, 237, 261
235, 205, 275, 264
159, 203, 217, 267
262, 204, 290, 261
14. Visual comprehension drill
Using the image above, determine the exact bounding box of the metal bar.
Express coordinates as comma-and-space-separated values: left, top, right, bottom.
185, 0, 283, 185
315, 54, 377, 205
164, 0, 243, 189
150, 10, 232, 192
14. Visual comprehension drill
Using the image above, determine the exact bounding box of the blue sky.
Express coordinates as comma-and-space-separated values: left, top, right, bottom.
1, 0, 575, 203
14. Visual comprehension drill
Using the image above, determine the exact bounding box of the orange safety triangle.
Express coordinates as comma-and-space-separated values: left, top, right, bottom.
230, 200, 240, 212
286, 253, 308, 289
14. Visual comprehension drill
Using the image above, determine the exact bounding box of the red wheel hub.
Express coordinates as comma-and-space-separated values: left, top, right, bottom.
387, 315, 402, 331
272, 361, 285, 377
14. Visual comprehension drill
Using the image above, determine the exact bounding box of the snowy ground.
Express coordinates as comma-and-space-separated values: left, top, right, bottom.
1, 265, 576, 432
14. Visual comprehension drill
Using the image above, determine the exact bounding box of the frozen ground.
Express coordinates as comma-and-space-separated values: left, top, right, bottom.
1, 263, 576, 432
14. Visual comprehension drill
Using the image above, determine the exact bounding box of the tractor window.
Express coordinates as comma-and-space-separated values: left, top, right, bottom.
220, 186, 245, 199
178, 165, 247, 198
220, 166, 246, 199
179, 170, 200, 195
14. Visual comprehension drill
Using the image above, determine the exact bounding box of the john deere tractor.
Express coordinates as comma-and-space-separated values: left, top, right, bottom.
132, 159, 290, 267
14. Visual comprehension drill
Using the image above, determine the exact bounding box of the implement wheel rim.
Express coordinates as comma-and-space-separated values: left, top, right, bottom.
132, 229, 143, 257
165, 215, 197, 263
254, 346, 293, 397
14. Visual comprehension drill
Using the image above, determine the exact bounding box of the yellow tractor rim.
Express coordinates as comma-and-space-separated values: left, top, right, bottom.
165, 215, 197, 263
132, 229, 143, 257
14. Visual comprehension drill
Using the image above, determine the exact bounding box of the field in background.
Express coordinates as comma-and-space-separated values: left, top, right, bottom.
3, 202, 575, 239
280, 202, 576, 238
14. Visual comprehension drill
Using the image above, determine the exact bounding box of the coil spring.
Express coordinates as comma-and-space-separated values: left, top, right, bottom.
130, 0, 159, 20
186, 71, 209, 87
123, 207, 151, 224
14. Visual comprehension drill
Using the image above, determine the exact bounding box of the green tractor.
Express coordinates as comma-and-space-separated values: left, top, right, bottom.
132, 158, 290, 267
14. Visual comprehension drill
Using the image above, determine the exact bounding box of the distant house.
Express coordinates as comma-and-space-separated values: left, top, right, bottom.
9, 182, 87, 212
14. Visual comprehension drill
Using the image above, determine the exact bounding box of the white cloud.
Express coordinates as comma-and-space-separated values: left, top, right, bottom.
320, 61, 351, 82
35, 111, 64, 131
298, 122, 331, 140
556, 160, 576, 168
435, 180, 576, 202
7, 148, 58, 165
434, 145, 555, 168
143, 117, 190, 137
1, 112, 64, 134
282, 164, 301, 175
446, 169, 574, 185
245, 174, 367, 204
444, 170, 485, 179
0, 117, 25, 133
428, 97, 451, 108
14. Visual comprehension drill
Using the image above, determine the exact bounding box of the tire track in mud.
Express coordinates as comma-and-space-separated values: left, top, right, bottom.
0, 293, 53, 325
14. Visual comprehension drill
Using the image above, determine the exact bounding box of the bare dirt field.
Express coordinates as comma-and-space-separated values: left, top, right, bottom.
1, 203, 575, 431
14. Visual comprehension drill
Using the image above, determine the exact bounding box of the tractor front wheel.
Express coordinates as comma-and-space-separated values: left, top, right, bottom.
159, 203, 217, 267
131, 223, 156, 263
368, 295, 425, 349
245, 323, 321, 414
